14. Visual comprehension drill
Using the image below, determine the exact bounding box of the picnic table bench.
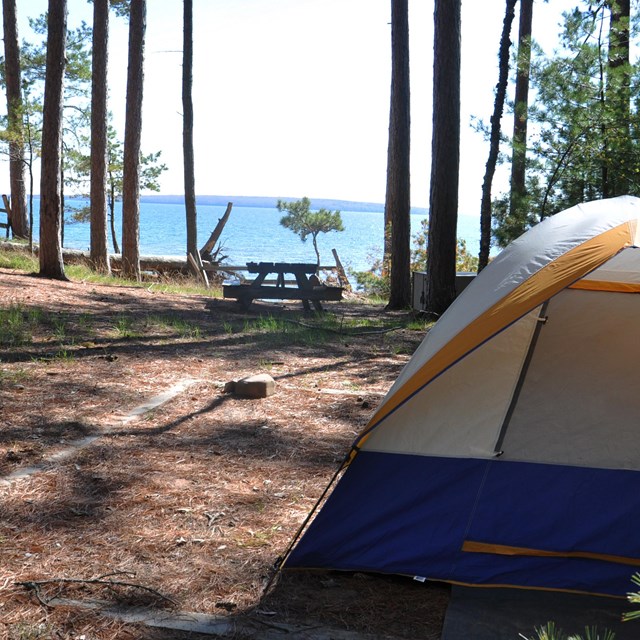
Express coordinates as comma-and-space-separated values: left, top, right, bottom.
223, 261, 343, 311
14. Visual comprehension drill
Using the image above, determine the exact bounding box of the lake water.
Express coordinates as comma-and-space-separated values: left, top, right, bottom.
32, 199, 482, 274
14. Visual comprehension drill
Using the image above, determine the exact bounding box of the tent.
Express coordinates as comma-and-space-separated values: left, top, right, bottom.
285, 196, 640, 597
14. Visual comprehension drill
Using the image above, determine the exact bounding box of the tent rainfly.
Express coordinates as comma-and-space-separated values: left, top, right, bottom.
285, 196, 640, 597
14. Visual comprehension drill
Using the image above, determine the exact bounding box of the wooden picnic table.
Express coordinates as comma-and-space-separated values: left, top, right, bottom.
223, 262, 343, 311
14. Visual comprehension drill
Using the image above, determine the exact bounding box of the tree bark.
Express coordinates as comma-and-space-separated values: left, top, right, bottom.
509, 0, 533, 228
385, 0, 411, 310
2, 0, 28, 239
183, 0, 198, 262
605, 0, 630, 197
425, 0, 461, 317
121, 0, 146, 281
38, 0, 67, 280
478, 0, 517, 272
90, 0, 110, 273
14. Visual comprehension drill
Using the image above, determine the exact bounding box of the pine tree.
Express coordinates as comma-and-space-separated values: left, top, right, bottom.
90, 0, 110, 273
39, 0, 67, 280
122, 0, 146, 280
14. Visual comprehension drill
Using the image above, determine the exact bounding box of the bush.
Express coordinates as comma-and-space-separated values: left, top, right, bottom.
352, 219, 478, 297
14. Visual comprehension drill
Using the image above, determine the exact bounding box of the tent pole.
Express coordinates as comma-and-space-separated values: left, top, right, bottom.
494, 301, 549, 454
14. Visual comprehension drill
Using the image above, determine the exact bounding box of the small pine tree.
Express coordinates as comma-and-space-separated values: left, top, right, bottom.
276, 197, 344, 267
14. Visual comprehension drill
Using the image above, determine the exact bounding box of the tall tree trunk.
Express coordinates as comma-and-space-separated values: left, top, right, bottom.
183, 0, 198, 262
90, 0, 110, 273
425, 0, 461, 317
385, 0, 411, 310
605, 0, 630, 197
121, 0, 146, 280
2, 0, 28, 239
478, 0, 517, 272
508, 0, 533, 230
39, 0, 67, 280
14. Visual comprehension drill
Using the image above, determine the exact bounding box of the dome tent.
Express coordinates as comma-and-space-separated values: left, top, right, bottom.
285, 196, 640, 597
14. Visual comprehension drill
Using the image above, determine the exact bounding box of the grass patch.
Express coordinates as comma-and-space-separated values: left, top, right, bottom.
52, 349, 76, 363
0, 305, 40, 346
405, 317, 435, 331
145, 314, 202, 339
49, 314, 70, 343
0, 246, 38, 271
288, 312, 414, 335
239, 311, 426, 348
242, 315, 330, 347
113, 314, 138, 339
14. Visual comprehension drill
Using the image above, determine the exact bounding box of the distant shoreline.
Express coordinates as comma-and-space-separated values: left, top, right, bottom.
138, 194, 428, 215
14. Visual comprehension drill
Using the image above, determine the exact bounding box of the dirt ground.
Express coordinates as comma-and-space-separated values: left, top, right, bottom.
0, 267, 449, 639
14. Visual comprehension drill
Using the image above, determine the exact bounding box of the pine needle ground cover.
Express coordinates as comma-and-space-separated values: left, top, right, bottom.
0, 267, 447, 640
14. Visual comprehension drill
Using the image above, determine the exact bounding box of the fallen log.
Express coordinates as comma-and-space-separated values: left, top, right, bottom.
0, 241, 195, 274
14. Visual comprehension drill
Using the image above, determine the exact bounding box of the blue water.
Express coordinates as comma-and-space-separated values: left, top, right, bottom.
33, 199, 482, 274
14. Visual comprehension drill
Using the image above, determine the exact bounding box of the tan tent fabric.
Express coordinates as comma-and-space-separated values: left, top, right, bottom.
356, 213, 637, 455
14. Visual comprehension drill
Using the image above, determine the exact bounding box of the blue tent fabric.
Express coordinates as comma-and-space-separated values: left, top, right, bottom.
287, 451, 640, 596
288, 452, 487, 577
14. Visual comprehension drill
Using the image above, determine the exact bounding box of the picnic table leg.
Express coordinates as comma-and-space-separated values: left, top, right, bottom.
294, 272, 314, 312
238, 293, 253, 310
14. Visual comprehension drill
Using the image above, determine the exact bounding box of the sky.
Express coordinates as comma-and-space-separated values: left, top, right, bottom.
6, 0, 578, 215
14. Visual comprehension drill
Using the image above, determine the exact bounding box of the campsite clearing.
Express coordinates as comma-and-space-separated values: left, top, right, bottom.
0, 267, 446, 639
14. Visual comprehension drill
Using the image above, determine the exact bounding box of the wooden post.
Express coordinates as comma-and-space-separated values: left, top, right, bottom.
1, 194, 12, 238
331, 248, 352, 292
188, 252, 209, 288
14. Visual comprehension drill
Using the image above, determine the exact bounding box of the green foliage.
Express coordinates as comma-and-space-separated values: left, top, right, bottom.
24, 15, 93, 93
521, 570, 640, 639
66, 124, 167, 252
519, 621, 616, 640
0, 11, 93, 226
493, 3, 640, 246
492, 188, 542, 248
351, 262, 390, 298
352, 218, 478, 298
110, 0, 131, 18
623, 572, 640, 621
411, 218, 479, 273
276, 197, 344, 266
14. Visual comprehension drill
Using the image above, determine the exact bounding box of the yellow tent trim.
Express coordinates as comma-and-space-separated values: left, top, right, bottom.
352, 222, 635, 456
569, 279, 640, 293
462, 540, 640, 567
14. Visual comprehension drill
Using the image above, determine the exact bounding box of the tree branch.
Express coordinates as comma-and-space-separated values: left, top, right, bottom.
16, 572, 178, 607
